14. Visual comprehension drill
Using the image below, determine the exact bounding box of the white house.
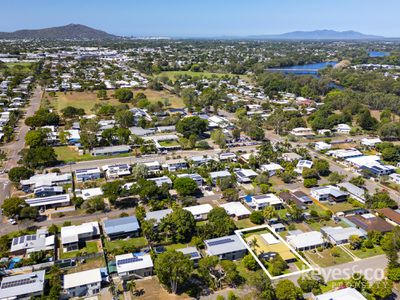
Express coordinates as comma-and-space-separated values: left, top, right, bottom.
234, 168, 258, 183
389, 173, 400, 184
287, 231, 326, 251
63, 268, 103, 298
80, 187, 104, 200
315, 141, 331, 151
116, 253, 153, 281
184, 204, 213, 220
61, 222, 100, 252
361, 137, 382, 147
0, 271, 46, 299
335, 123, 351, 134
295, 160, 313, 173
260, 163, 284, 176
220, 202, 251, 219
249, 194, 283, 211
290, 127, 315, 137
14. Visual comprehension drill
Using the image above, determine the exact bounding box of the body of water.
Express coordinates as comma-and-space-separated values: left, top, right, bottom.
268, 61, 338, 75
369, 51, 390, 58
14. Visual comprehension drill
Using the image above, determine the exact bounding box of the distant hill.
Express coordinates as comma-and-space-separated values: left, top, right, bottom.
0, 24, 119, 40
247, 30, 385, 40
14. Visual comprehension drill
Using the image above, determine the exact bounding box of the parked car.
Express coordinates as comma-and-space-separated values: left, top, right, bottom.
8, 218, 17, 225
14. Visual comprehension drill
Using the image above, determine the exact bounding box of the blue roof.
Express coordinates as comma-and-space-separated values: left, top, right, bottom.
104, 216, 140, 235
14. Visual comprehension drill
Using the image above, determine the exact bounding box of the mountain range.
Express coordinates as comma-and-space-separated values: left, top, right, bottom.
0, 24, 389, 40
0, 24, 119, 40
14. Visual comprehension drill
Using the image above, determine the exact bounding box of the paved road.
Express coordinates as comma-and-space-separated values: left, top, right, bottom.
0, 86, 42, 205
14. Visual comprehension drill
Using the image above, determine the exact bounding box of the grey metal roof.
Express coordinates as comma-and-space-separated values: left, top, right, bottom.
0, 270, 45, 299
145, 209, 173, 224
205, 234, 246, 256
104, 216, 140, 235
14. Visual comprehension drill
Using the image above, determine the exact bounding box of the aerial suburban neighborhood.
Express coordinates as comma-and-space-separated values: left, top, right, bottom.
0, 2, 400, 300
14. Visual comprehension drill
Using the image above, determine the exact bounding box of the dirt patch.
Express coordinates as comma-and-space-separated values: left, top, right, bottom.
135, 277, 190, 300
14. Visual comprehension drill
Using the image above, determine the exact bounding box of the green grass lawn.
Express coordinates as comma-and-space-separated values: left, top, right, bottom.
326, 201, 357, 214
60, 241, 99, 259
158, 140, 180, 147
53, 146, 132, 162
305, 247, 353, 267
235, 218, 256, 229
307, 219, 349, 231
345, 245, 385, 259
320, 280, 347, 293
104, 237, 148, 252
164, 242, 194, 251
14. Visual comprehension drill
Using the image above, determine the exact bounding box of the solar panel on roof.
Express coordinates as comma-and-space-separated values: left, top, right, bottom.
26, 235, 31, 241
12, 238, 18, 245
1, 278, 35, 289
31, 235, 37, 240
117, 257, 143, 265
207, 238, 234, 246
187, 252, 200, 258
19, 236, 25, 243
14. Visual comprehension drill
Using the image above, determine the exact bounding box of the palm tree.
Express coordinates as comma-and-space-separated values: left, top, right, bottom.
126, 280, 137, 295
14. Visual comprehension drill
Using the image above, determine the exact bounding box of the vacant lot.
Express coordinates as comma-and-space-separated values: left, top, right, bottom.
345, 245, 385, 259
53, 146, 132, 163
305, 247, 352, 267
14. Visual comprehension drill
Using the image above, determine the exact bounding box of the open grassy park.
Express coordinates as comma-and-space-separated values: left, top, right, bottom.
42, 88, 184, 113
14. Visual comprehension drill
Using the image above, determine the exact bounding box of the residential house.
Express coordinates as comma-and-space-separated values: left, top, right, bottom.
142, 161, 161, 173
335, 123, 351, 134
310, 186, 348, 202
25, 194, 71, 210
287, 231, 326, 251
176, 173, 204, 187
163, 159, 187, 172
80, 187, 103, 200
63, 268, 103, 298
144, 209, 172, 225
295, 160, 313, 173
148, 176, 173, 187
61, 221, 100, 252
219, 152, 237, 161
210, 170, 232, 185
190, 155, 214, 166
204, 235, 247, 260
292, 191, 314, 205
21, 172, 72, 192
10, 228, 55, 256
234, 168, 258, 183
327, 149, 363, 160
116, 253, 153, 281
346, 213, 394, 233
282, 152, 301, 162
75, 167, 102, 183
177, 247, 202, 267
102, 164, 131, 179
389, 173, 400, 184
313, 287, 367, 300
376, 208, 400, 226
290, 127, 315, 137
103, 216, 140, 240
184, 204, 213, 220
321, 226, 366, 245
0, 270, 45, 300
260, 163, 284, 176
337, 182, 367, 203
249, 194, 283, 211
361, 138, 382, 147
220, 202, 251, 219
315, 141, 332, 151
91, 145, 131, 156
33, 186, 63, 197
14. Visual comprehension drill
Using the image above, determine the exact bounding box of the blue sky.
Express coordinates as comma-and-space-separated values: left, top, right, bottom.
2, 0, 400, 37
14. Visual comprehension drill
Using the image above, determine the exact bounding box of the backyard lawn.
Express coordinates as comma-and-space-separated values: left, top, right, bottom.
305, 247, 353, 267
164, 242, 194, 251
66, 256, 106, 274
234, 218, 256, 229
60, 241, 99, 259
104, 237, 148, 252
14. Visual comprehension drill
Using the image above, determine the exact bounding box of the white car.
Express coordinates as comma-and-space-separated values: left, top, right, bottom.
8, 219, 17, 225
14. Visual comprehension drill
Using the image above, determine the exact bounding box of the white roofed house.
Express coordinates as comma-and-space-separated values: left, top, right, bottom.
102, 164, 131, 179
79, 187, 104, 200
335, 123, 351, 134
145, 208, 173, 225
290, 127, 315, 137
310, 185, 348, 202
234, 168, 258, 183
63, 268, 103, 298
176, 246, 202, 267
148, 176, 173, 187
321, 226, 366, 245
282, 152, 301, 162
61, 221, 100, 252
25, 194, 71, 210
184, 204, 213, 221
315, 141, 332, 151
219, 152, 237, 161
287, 230, 326, 251
295, 160, 313, 174
314, 287, 367, 300
249, 194, 283, 211
204, 235, 247, 260
91, 145, 131, 156
260, 163, 284, 176
210, 170, 232, 185
361, 137, 382, 147
21, 172, 72, 193
220, 202, 251, 219
10, 228, 55, 256
0, 270, 46, 300
190, 155, 215, 166
142, 161, 161, 173
116, 253, 153, 281
162, 158, 188, 172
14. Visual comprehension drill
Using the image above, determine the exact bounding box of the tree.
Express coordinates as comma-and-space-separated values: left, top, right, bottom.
371, 279, 393, 299
357, 109, 378, 131
159, 208, 196, 243
115, 88, 133, 103
176, 116, 208, 138
349, 235, 362, 250
381, 227, 400, 269
242, 253, 258, 271
349, 176, 365, 187
347, 273, 369, 293
22, 146, 57, 169
211, 129, 227, 148
366, 191, 397, 209
304, 178, 318, 188
328, 171, 346, 184
97, 89, 107, 100
270, 255, 287, 276
249, 270, 275, 300
302, 168, 319, 179
48, 224, 59, 235
20, 206, 38, 219
47, 266, 63, 299
205, 207, 236, 238
1, 197, 26, 217
174, 177, 198, 196
82, 196, 105, 213
222, 188, 239, 202
126, 280, 136, 295
8, 167, 34, 183
275, 279, 302, 300
263, 206, 277, 220
155, 250, 193, 294
297, 275, 322, 293
313, 159, 330, 176
25, 129, 49, 148
131, 164, 149, 181
102, 180, 124, 203
61, 106, 85, 118
115, 110, 135, 128
250, 211, 264, 225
